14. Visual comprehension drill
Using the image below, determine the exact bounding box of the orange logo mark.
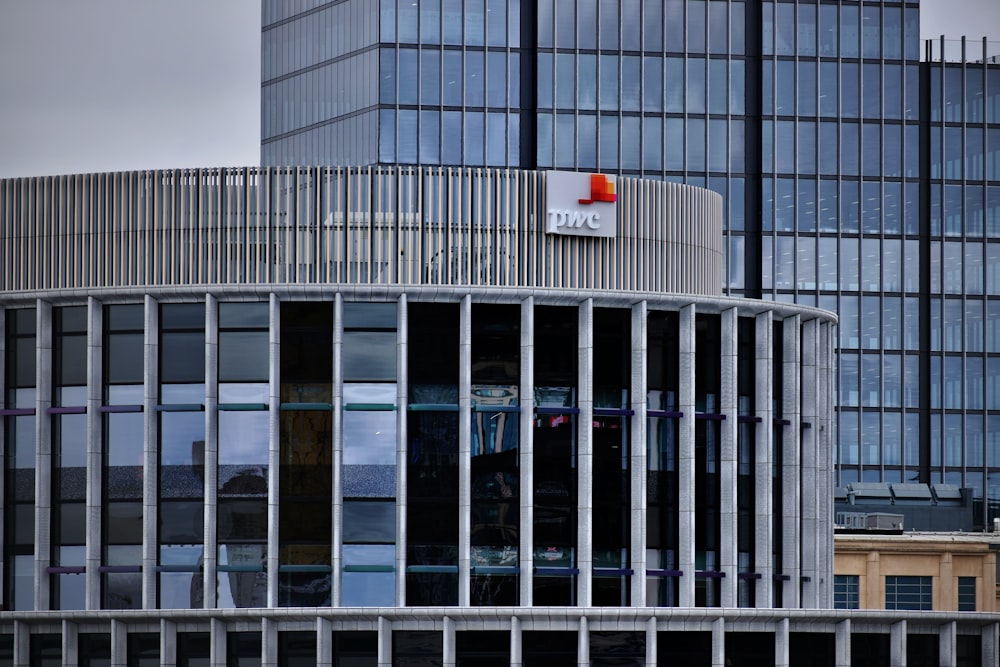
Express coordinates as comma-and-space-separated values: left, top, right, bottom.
578, 174, 617, 205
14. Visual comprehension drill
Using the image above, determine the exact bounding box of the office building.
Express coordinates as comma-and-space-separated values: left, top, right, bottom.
0, 1, 996, 665
261, 0, 1000, 526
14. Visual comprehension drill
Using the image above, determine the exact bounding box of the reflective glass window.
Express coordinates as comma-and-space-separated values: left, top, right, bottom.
862, 6, 880, 59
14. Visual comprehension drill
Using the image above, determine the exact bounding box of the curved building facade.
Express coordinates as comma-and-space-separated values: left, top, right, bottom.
0, 166, 924, 666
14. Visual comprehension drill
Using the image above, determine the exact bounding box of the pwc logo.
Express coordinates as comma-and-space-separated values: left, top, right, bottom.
578, 174, 617, 205
545, 171, 618, 239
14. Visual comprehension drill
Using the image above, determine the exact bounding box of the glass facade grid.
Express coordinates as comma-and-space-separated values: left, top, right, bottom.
0, 292, 827, 613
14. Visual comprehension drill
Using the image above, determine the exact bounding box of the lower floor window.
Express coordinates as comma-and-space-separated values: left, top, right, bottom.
957, 576, 976, 611
834, 574, 859, 610
885, 575, 932, 611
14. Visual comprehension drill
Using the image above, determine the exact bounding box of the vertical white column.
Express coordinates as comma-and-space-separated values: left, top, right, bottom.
630, 302, 648, 606
818, 321, 835, 608
85, 297, 103, 610
577, 299, 594, 607
711, 617, 725, 667
262, 616, 277, 667
835, 619, 851, 667
781, 316, 801, 608
939, 621, 956, 667
890, 620, 906, 667
317, 617, 333, 667
677, 304, 696, 607
645, 616, 657, 667
510, 616, 522, 667
63, 621, 78, 667
519, 297, 534, 606
774, 617, 789, 667
203, 295, 219, 608
141, 295, 158, 608
458, 295, 472, 606
377, 616, 392, 667
578, 616, 590, 666
443, 616, 456, 667
111, 618, 126, 667
395, 294, 408, 607
332, 294, 344, 607
754, 311, 773, 607
983, 621, 999, 667
210, 617, 227, 666
799, 318, 819, 608
266, 293, 280, 608
12, 620, 28, 667
719, 307, 738, 607
160, 619, 177, 667
34, 301, 52, 611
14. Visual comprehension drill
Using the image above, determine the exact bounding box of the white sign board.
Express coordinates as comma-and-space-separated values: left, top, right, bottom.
544, 171, 618, 238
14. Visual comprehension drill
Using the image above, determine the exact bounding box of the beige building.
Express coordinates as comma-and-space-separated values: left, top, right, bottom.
835, 532, 1000, 612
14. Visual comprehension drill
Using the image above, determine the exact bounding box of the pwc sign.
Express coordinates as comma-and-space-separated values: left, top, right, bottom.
544, 171, 618, 238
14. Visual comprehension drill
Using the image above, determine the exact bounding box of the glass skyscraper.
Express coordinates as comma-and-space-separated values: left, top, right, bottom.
262, 1, 1000, 525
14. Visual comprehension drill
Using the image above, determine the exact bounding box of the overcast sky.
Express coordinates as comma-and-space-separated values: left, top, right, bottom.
1, 0, 999, 179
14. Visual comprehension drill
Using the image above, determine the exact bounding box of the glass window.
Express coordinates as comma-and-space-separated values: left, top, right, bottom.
834, 575, 859, 610
687, 0, 706, 53
819, 62, 838, 118
862, 6, 880, 59
958, 577, 977, 612
885, 576, 932, 611
343, 545, 396, 605
775, 60, 794, 116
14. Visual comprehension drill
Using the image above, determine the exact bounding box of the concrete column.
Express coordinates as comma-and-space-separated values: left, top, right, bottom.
938, 553, 954, 611
161, 619, 177, 667
12, 620, 30, 667
645, 616, 657, 667
578, 616, 590, 667
210, 617, 227, 666
754, 311, 773, 607
711, 616, 725, 667
266, 293, 280, 608
511, 616, 522, 667
443, 616, 456, 667
775, 617, 790, 667
835, 619, 851, 667
378, 616, 392, 667
85, 297, 103, 610
396, 294, 404, 607
317, 617, 333, 667
630, 302, 648, 607
34, 300, 52, 611
111, 618, 127, 667
781, 315, 801, 608
12, 620, 28, 667
818, 321, 835, 607
262, 616, 278, 667
799, 318, 819, 608
396, 294, 408, 606
866, 550, 881, 608
719, 307, 738, 607
983, 621, 999, 667
63, 619, 79, 667
332, 294, 343, 606
458, 295, 472, 606
141, 294, 158, 608
891, 620, 907, 667
939, 621, 956, 667
678, 304, 696, 607
519, 297, 534, 605
203, 295, 218, 608
577, 299, 594, 607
